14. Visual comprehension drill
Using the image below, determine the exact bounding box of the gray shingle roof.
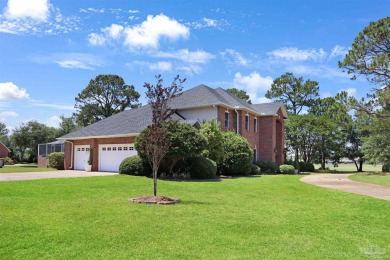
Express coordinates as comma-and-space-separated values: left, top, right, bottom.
59, 84, 286, 139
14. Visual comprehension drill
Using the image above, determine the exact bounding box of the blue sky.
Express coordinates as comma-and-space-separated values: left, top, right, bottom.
0, 0, 389, 132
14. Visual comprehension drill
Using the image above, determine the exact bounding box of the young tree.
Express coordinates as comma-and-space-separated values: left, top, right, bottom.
138, 75, 185, 196
74, 74, 141, 126
226, 88, 252, 104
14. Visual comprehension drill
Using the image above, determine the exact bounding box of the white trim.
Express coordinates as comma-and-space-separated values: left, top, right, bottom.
57, 133, 139, 141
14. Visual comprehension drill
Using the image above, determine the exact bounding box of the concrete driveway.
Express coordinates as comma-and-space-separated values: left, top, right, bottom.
0, 170, 118, 182
301, 174, 390, 201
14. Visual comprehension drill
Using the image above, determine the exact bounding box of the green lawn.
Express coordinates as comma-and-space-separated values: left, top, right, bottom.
314, 163, 382, 173
350, 173, 390, 187
0, 164, 56, 173
0, 175, 389, 259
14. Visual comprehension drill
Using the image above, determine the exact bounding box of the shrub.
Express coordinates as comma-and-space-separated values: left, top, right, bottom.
279, 164, 295, 174
255, 160, 279, 174
250, 164, 261, 175
188, 156, 217, 179
220, 131, 252, 176
3, 157, 13, 165
383, 162, 390, 172
119, 155, 150, 176
48, 152, 64, 170
299, 162, 315, 172
200, 120, 224, 164
284, 159, 299, 169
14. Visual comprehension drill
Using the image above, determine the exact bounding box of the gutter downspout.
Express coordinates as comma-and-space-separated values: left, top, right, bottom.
234, 109, 239, 134
65, 140, 73, 169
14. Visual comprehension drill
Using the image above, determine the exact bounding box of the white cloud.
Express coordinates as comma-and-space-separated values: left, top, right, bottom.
0, 0, 80, 35
330, 45, 348, 58
88, 32, 106, 46
186, 17, 227, 30
79, 8, 105, 13
87, 14, 189, 50
233, 72, 273, 104
341, 87, 357, 97
287, 65, 347, 79
128, 10, 139, 14
45, 115, 61, 127
0, 111, 18, 120
177, 64, 202, 76
220, 49, 249, 66
4, 0, 50, 21
32, 53, 104, 70
103, 24, 124, 40
31, 103, 74, 110
148, 61, 172, 71
123, 14, 189, 49
0, 82, 29, 100
268, 47, 327, 61
154, 49, 215, 63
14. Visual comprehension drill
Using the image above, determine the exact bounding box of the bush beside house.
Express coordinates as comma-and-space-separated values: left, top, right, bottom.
48, 152, 64, 170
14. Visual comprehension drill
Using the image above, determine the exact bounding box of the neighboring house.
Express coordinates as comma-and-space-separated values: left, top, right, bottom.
0, 141, 10, 158
37, 140, 65, 167
58, 85, 288, 172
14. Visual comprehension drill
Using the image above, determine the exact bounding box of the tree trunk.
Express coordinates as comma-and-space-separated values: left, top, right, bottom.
358, 158, 363, 172
294, 147, 299, 164
152, 161, 158, 196
353, 159, 359, 172
321, 151, 325, 170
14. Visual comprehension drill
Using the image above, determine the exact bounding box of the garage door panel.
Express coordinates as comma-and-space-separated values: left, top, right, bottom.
99, 144, 137, 172
74, 145, 90, 170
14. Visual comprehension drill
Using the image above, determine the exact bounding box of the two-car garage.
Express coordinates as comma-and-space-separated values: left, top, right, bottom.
74, 144, 137, 172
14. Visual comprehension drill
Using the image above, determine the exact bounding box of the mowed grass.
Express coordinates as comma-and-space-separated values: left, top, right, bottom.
0, 164, 56, 173
0, 175, 389, 259
314, 163, 382, 173
350, 173, 390, 187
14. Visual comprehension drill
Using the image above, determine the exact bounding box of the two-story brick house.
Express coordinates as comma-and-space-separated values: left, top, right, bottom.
58, 85, 288, 172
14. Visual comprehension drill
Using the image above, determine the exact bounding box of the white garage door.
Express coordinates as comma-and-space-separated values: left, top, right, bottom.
99, 144, 137, 172
74, 145, 90, 170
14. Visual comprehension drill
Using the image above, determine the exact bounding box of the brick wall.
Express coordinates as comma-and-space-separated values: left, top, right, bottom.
0, 143, 9, 158
258, 115, 276, 162
64, 136, 137, 171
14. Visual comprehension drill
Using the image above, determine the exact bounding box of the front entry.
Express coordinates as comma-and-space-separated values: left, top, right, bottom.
74, 145, 90, 170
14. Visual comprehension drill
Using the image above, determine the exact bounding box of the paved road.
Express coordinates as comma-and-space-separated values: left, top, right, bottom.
301, 174, 390, 201
0, 170, 118, 182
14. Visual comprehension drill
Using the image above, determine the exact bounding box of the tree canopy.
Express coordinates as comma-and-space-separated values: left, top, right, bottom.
226, 88, 252, 104
338, 17, 390, 88
265, 72, 319, 115
0, 122, 8, 136
74, 74, 141, 127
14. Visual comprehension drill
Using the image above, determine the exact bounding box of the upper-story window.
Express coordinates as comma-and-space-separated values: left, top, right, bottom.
245, 115, 249, 130
254, 118, 257, 132
224, 112, 230, 128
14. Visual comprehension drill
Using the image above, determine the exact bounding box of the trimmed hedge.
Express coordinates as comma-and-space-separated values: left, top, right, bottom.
188, 156, 217, 179
299, 162, 315, 172
48, 152, 64, 170
255, 160, 279, 174
383, 162, 390, 172
279, 164, 295, 174
119, 155, 150, 176
250, 164, 261, 175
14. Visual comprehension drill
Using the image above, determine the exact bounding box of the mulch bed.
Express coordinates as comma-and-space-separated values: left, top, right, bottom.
129, 196, 180, 205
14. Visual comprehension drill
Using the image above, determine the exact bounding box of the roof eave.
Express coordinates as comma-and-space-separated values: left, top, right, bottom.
57, 133, 139, 141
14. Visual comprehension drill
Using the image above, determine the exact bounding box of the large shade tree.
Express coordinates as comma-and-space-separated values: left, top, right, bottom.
226, 88, 252, 104
74, 74, 141, 127
266, 72, 320, 163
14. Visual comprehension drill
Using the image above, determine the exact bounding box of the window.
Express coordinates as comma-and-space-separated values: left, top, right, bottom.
107, 147, 111, 151
224, 112, 230, 128
253, 148, 257, 162
245, 115, 249, 130
129, 147, 134, 151
118, 147, 122, 151
113, 147, 117, 151
254, 118, 257, 132
102, 147, 106, 151
124, 147, 128, 151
